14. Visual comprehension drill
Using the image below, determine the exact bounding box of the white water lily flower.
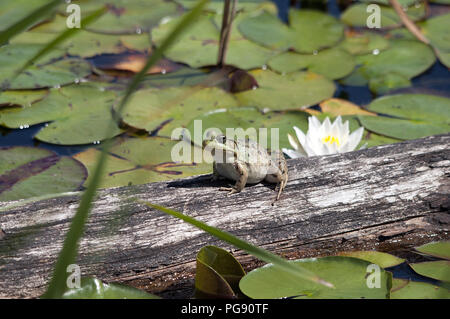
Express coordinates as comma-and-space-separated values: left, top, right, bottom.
282, 116, 365, 158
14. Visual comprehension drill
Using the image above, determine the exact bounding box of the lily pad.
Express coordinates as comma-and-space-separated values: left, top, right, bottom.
415, 241, 450, 260
390, 279, 450, 299
239, 256, 391, 299
73, 136, 211, 189
420, 13, 450, 68
319, 98, 376, 117
268, 48, 356, 80
338, 251, 405, 268
175, 0, 275, 13
62, 277, 159, 299
338, 30, 390, 55
151, 12, 278, 69
0, 146, 86, 202
361, 132, 402, 148
0, 43, 92, 90
234, 70, 335, 111
185, 107, 310, 149
340, 40, 435, 93
195, 245, 246, 298
341, 3, 426, 29
238, 9, 344, 54
0, 84, 123, 145
410, 261, 450, 283
119, 86, 238, 136
59, 0, 179, 35
11, 29, 151, 58
0, 90, 48, 107
0, 0, 53, 32
141, 68, 227, 89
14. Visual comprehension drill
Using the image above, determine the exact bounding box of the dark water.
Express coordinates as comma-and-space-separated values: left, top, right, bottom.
1, 0, 449, 157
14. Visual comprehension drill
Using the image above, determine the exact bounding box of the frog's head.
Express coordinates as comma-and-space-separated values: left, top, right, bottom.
203, 132, 236, 158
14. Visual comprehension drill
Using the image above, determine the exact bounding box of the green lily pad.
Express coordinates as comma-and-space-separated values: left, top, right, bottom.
410, 261, 450, 283
0, 90, 48, 107
59, 0, 178, 35
152, 12, 278, 69
119, 86, 238, 136
362, 132, 402, 148
341, 3, 426, 29
415, 241, 450, 260
420, 13, 450, 68
0, 43, 92, 90
338, 251, 405, 268
141, 68, 215, 89
239, 256, 391, 299
338, 31, 390, 56
0, 0, 53, 32
73, 136, 211, 189
368, 73, 412, 95
0, 84, 123, 145
0, 146, 86, 202
359, 0, 419, 6
340, 40, 435, 93
185, 107, 310, 149
62, 277, 160, 299
268, 48, 356, 80
238, 9, 344, 54
234, 70, 335, 111
390, 279, 450, 299
11, 29, 151, 58
195, 245, 246, 298
175, 0, 275, 13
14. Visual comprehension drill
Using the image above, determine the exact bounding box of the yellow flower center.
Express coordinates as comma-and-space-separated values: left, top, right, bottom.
322, 135, 340, 146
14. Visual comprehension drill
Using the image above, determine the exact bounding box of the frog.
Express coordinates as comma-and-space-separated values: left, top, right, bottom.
203, 134, 288, 203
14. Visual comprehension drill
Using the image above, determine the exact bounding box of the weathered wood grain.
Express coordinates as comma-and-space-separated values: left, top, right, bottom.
0, 134, 449, 298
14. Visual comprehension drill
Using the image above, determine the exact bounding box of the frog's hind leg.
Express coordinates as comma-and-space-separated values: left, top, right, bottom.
266, 150, 288, 204
219, 161, 248, 195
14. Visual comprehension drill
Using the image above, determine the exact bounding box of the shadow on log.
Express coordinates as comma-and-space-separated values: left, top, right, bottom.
0, 134, 449, 298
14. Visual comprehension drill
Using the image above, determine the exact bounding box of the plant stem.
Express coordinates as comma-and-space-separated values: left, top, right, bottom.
217, 0, 238, 67
388, 0, 429, 44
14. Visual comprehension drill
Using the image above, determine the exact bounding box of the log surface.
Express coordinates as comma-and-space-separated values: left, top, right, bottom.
0, 134, 449, 298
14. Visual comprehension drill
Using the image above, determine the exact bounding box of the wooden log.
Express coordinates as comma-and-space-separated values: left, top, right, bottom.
0, 134, 449, 298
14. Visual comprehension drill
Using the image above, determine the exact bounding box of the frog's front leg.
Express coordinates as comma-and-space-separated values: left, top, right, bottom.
219, 161, 248, 195
266, 150, 288, 203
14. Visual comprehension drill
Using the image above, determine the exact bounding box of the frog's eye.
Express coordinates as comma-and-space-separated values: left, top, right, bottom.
215, 135, 226, 144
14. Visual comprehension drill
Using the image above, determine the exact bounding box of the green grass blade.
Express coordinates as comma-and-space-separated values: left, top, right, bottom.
0, 0, 62, 45
143, 202, 334, 289
42, 0, 210, 299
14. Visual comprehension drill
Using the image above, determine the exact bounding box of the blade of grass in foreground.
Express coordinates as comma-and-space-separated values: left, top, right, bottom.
0, 0, 62, 45
143, 202, 334, 289
42, 0, 210, 298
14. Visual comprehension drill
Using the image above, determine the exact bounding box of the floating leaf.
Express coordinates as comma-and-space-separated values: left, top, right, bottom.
152, 12, 278, 69
338, 251, 405, 268
0, 84, 122, 145
410, 261, 450, 283
415, 241, 450, 260
195, 245, 246, 298
0, 0, 53, 32
420, 13, 450, 68
140, 67, 219, 88
0, 146, 86, 202
234, 70, 335, 111
119, 86, 238, 136
338, 30, 390, 56
390, 279, 450, 299
239, 256, 391, 299
268, 48, 355, 80
175, 0, 276, 13
0, 43, 92, 90
62, 278, 159, 299
11, 29, 151, 58
362, 132, 402, 148
340, 40, 435, 93
73, 136, 211, 189
341, 3, 426, 29
0, 90, 48, 107
319, 98, 376, 117
239, 9, 344, 53
185, 107, 310, 149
